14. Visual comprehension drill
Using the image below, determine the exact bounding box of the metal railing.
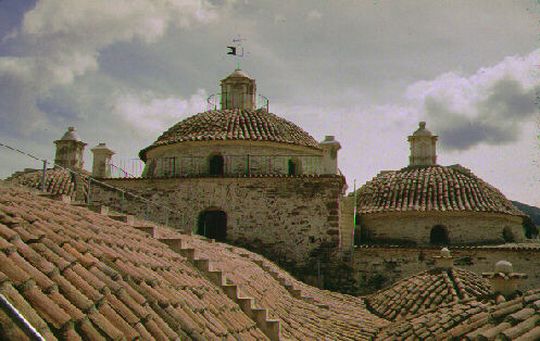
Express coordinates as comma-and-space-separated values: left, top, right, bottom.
207, 93, 270, 111
108, 159, 144, 178
146, 154, 323, 178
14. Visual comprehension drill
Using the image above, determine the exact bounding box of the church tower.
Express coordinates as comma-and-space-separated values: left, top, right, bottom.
220, 69, 256, 110
408, 121, 438, 166
54, 127, 87, 170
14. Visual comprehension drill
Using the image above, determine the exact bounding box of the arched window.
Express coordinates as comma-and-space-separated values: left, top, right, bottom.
197, 210, 227, 241
288, 159, 300, 176
430, 225, 449, 245
209, 154, 224, 176
502, 226, 515, 243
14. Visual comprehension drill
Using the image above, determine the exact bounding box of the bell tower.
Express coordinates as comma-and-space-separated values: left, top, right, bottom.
220, 69, 256, 110
408, 121, 438, 167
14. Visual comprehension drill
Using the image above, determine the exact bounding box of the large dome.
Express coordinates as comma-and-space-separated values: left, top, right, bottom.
139, 108, 320, 161
357, 165, 524, 216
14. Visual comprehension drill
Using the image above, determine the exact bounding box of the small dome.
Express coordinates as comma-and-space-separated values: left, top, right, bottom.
440, 247, 451, 258
357, 165, 525, 216
495, 260, 513, 274
59, 127, 82, 142
224, 68, 253, 79
412, 121, 434, 137
139, 108, 320, 161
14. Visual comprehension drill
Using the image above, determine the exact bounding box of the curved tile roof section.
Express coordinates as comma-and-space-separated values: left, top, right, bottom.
0, 186, 268, 340
0, 185, 390, 339
378, 288, 540, 340
357, 165, 524, 216
139, 108, 321, 161
366, 267, 492, 321
6, 168, 88, 200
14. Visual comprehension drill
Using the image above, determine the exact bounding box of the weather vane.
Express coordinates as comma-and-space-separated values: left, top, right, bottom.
226, 35, 247, 70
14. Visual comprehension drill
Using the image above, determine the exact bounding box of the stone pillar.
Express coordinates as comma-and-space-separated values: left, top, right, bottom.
319, 136, 341, 175
433, 247, 453, 269
482, 260, 527, 297
220, 69, 257, 110
54, 127, 87, 170
408, 121, 438, 166
91, 143, 115, 178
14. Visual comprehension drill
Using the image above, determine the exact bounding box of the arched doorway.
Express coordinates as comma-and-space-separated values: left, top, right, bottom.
430, 225, 449, 245
197, 210, 227, 241
209, 155, 224, 176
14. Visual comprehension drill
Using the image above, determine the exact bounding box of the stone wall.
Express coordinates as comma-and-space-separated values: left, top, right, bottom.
90, 176, 344, 264
143, 141, 324, 177
352, 245, 540, 294
358, 211, 525, 245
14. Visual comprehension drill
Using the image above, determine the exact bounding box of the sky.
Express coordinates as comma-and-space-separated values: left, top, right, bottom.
0, 0, 539, 206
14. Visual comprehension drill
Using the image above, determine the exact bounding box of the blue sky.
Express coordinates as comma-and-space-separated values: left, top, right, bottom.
0, 0, 539, 206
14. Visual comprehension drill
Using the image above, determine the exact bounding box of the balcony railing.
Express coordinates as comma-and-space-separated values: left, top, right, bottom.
145, 154, 322, 178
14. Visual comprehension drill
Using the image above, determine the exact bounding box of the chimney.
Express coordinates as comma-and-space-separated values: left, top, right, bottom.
54, 127, 87, 170
91, 143, 115, 178
433, 247, 453, 269
319, 135, 341, 175
408, 121, 438, 167
482, 260, 527, 297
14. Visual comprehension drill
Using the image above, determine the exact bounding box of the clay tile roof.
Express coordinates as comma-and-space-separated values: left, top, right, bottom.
185, 237, 389, 340
6, 168, 89, 200
366, 267, 493, 321
139, 108, 321, 161
378, 288, 540, 340
0, 186, 268, 340
357, 165, 524, 216
0, 185, 392, 340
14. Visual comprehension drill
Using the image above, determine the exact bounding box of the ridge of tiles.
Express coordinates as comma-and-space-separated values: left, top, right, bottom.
0, 186, 268, 340
377, 288, 540, 340
183, 237, 390, 340
139, 108, 321, 160
366, 267, 493, 321
356, 165, 524, 216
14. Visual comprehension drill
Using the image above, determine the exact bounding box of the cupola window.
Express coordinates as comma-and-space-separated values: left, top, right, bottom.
209, 154, 225, 176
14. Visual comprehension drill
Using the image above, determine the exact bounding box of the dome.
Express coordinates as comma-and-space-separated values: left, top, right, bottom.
357, 165, 524, 216
224, 68, 253, 79
58, 126, 83, 142
412, 121, 434, 137
139, 108, 321, 161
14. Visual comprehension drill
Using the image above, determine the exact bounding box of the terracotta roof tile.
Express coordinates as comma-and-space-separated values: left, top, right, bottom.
357, 165, 524, 216
139, 108, 321, 161
6, 168, 89, 200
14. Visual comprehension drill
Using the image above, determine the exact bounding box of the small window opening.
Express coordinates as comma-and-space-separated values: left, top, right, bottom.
430, 225, 449, 245
288, 159, 297, 176
209, 155, 224, 176
502, 226, 515, 243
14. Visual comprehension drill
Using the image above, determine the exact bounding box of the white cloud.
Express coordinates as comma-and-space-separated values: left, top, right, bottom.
0, 0, 217, 135
114, 89, 208, 134
306, 9, 322, 21
405, 49, 540, 151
